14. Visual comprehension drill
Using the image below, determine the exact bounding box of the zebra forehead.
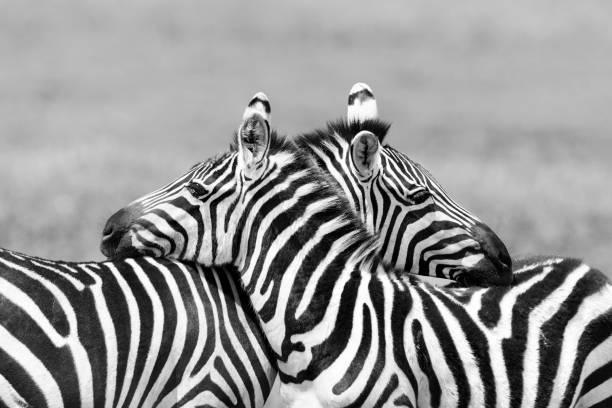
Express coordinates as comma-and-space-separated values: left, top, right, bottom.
382, 147, 434, 182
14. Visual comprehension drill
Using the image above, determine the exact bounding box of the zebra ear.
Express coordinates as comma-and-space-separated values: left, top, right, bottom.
238, 92, 271, 173
347, 82, 378, 123
350, 130, 381, 178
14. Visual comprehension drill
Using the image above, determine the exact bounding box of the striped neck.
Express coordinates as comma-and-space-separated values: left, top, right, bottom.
232, 159, 381, 355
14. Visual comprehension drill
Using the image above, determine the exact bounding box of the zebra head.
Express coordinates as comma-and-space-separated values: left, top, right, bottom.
101, 92, 304, 268
295, 83, 512, 285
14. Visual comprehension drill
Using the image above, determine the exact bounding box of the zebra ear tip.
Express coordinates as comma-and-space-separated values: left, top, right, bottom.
246, 92, 271, 115
349, 82, 373, 96
250, 91, 269, 105
347, 83, 377, 122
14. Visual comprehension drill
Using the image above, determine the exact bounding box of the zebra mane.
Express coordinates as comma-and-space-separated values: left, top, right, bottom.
296, 118, 392, 147
303, 163, 383, 269
231, 127, 383, 270
190, 128, 382, 271
279, 132, 384, 272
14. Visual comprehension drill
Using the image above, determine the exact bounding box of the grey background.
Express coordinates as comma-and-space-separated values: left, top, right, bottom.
0, 0, 610, 280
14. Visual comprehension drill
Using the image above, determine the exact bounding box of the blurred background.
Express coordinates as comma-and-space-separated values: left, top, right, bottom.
0, 0, 610, 278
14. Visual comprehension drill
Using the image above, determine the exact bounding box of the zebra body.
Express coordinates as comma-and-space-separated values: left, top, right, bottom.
105, 94, 612, 407
0, 248, 275, 408
277, 256, 612, 408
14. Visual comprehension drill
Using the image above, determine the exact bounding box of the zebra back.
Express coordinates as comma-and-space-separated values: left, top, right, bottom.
406, 257, 612, 408
0, 248, 275, 408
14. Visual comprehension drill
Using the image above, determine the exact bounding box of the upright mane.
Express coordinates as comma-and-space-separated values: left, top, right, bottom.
296, 118, 392, 146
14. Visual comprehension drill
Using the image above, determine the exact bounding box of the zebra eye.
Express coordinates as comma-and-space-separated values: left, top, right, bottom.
406, 187, 431, 205
185, 182, 209, 199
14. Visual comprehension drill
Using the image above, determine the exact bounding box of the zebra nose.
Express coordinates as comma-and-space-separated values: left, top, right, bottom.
470, 222, 513, 285
100, 204, 143, 258
100, 220, 123, 258
102, 222, 115, 239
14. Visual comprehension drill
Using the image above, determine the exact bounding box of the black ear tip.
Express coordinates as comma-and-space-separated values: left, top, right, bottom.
248, 92, 271, 114
349, 82, 373, 96
348, 83, 375, 104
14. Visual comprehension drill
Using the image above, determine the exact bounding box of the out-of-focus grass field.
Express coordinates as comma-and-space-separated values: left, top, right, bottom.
0, 0, 610, 280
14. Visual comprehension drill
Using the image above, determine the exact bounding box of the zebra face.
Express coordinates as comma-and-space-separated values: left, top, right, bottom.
299, 124, 508, 282
102, 152, 251, 264
294, 82, 512, 285
101, 93, 287, 267
378, 144, 511, 282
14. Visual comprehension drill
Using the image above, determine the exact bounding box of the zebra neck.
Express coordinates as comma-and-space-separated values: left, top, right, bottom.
235, 184, 381, 356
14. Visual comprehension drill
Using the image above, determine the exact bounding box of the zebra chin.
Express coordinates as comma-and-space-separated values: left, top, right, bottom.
467, 221, 513, 285
457, 254, 513, 286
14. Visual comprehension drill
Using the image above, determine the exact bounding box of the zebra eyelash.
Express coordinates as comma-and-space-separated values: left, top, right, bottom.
405, 187, 431, 205
185, 182, 210, 199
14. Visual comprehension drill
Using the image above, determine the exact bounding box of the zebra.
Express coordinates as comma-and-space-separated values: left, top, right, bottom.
103, 93, 612, 407
0, 248, 275, 407
102, 83, 511, 287
295, 82, 512, 285
96, 83, 512, 406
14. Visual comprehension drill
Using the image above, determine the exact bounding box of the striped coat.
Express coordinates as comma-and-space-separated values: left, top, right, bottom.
0, 249, 274, 407
101, 94, 612, 407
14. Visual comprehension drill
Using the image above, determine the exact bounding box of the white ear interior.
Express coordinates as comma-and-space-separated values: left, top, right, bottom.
239, 91, 272, 173
347, 82, 378, 123
351, 130, 381, 177
239, 112, 270, 168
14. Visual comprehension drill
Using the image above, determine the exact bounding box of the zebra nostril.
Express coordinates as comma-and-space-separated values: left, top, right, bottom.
100, 226, 122, 257
469, 221, 513, 284
102, 223, 115, 240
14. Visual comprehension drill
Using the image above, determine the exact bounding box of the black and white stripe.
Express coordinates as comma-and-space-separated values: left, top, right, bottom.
0, 248, 275, 408
106, 95, 612, 407
103, 84, 511, 287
